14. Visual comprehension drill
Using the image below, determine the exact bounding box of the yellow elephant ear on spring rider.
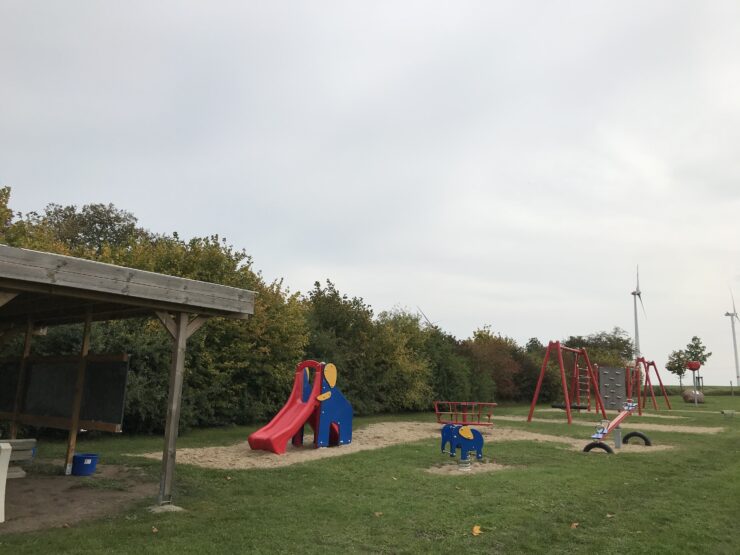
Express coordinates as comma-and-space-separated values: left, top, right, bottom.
459, 426, 474, 440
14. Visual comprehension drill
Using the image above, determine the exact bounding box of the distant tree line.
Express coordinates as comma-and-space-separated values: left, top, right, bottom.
0, 187, 636, 433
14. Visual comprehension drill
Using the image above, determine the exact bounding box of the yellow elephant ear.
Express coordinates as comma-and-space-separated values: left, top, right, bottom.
324, 363, 337, 388
459, 426, 473, 440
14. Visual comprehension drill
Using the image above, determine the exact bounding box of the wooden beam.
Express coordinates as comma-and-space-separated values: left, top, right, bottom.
9, 319, 33, 439
155, 311, 177, 339
64, 310, 92, 475
17, 353, 128, 364
0, 412, 121, 433
0, 291, 17, 308
0, 245, 255, 315
186, 315, 208, 339
158, 312, 188, 505
0, 279, 247, 323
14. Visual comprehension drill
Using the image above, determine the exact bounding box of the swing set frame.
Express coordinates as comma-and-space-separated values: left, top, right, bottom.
527, 341, 608, 424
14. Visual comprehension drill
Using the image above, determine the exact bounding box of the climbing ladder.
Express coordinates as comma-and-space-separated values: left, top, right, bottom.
528, 341, 607, 424
571, 365, 596, 411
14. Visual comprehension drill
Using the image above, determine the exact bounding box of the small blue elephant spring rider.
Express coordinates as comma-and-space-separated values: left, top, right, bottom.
441, 424, 484, 461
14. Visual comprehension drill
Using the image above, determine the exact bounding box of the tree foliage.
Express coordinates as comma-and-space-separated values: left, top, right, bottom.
665, 337, 712, 387
0, 187, 647, 431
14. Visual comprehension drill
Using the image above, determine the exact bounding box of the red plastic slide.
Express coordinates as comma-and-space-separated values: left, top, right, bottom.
247, 362, 323, 454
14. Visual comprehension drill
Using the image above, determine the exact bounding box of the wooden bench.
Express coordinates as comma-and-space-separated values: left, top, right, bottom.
1, 439, 36, 524
5, 439, 37, 479
1, 442, 11, 523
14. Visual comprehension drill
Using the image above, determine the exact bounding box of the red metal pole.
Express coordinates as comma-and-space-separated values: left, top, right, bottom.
653, 362, 672, 410
527, 342, 553, 422
558, 343, 573, 424
646, 366, 659, 410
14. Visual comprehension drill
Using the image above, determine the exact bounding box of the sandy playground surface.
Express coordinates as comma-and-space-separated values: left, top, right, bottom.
497, 415, 724, 435
137, 421, 672, 471
538, 408, 687, 420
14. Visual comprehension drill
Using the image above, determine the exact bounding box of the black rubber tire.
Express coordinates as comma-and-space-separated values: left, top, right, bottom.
623, 431, 652, 446
583, 441, 614, 454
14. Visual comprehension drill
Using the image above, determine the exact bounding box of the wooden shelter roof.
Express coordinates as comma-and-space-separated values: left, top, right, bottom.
0, 245, 255, 328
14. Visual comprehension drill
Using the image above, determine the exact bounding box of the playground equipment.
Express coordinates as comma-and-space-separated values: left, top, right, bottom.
627, 357, 672, 414
598, 366, 627, 410
687, 360, 702, 407
528, 341, 607, 424
248, 360, 353, 455
434, 401, 497, 427
440, 424, 484, 461
582, 400, 652, 454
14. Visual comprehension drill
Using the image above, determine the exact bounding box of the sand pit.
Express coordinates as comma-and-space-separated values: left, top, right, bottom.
496, 415, 723, 434
137, 421, 445, 470
538, 409, 687, 420
135, 421, 672, 471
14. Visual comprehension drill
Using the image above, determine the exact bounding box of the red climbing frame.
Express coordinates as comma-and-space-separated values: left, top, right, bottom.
627, 357, 672, 413
527, 341, 608, 424
434, 401, 497, 427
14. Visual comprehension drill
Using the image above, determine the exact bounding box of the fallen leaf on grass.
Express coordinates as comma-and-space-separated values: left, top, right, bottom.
570, 522, 579, 529
606, 513, 615, 518
225, 476, 232, 481
152, 527, 159, 534
374, 512, 383, 517
472, 525, 482, 536
61, 523, 70, 528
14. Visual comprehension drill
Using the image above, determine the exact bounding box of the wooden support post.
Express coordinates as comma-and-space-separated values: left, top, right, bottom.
64, 310, 92, 475
157, 312, 209, 505
10, 319, 33, 439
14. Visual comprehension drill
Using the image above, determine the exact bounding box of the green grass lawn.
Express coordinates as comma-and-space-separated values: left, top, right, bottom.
2, 396, 740, 554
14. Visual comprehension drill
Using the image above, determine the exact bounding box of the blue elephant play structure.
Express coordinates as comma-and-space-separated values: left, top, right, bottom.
440, 424, 484, 461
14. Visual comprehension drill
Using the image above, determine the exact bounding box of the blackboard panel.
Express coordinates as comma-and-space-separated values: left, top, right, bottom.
0, 359, 20, 413
0, 355, 128, 427
23, 359, 77, 418
81, 359, 129, 424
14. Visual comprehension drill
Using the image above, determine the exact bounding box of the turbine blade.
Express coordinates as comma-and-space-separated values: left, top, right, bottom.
417, 306, 433, 327
732, 290, 738, 315
636, 265, 640, 291
638, 293, 646, 318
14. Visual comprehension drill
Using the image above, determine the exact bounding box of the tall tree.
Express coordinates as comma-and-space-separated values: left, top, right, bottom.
684, 336, 712, 365
665, 349, 688, 388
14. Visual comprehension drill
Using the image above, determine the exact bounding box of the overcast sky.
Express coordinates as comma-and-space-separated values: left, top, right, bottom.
2, 2, 739, 385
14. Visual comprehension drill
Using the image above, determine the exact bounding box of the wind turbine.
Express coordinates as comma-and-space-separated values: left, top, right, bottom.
725, 292, 740, 386
631, 266, 646, 358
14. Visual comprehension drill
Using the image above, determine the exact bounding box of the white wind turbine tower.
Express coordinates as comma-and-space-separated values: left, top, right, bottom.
631, 266, 646, 358
726, 292, 740, 386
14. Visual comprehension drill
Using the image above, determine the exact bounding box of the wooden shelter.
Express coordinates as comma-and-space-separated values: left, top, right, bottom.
0, 244, 255, 505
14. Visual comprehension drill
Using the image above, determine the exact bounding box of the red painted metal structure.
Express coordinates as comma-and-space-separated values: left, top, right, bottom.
627, 357, 672, 413
434, 401, 497, 427
528, 341, 607, 424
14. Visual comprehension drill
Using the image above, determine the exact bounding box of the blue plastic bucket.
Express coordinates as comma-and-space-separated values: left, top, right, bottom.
71, 453, 99, 476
